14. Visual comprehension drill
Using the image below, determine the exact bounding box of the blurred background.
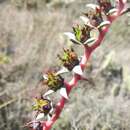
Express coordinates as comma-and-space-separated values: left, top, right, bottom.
0, 0, 130, 130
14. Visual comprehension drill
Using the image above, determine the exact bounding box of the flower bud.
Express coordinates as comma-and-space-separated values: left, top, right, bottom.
58, 48, 79, 71
32, 98, 52, 115
43, 71, 64, 92
84, 7, 103, 27
72, 24, 93, 43
98, 0, 117, 15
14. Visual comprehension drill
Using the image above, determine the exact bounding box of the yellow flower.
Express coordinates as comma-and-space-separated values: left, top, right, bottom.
32, 98, 49, 111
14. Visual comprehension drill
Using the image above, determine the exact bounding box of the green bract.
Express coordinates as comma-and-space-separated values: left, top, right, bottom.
74, 25, 82, 41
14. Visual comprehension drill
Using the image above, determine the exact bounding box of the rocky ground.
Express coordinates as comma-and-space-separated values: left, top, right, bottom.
0, 0, 130, 130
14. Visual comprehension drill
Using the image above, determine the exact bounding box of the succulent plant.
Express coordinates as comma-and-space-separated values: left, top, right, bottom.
26, 0, 130, 130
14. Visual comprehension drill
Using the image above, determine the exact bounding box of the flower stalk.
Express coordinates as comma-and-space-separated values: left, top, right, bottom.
26, 0, 129, 130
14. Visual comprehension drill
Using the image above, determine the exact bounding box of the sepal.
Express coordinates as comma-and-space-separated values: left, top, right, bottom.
83, 37, 96, 45
36, 113, 45, 121
80, 16, 95, 28
72, 65, 83, 76
64, 32, 81, 45
47, 114, 52, 121
60, 87, 68, 99
43, 90, 54, 97
43, 74, 48, 80
56, 67, 69, 75
86, 4, 100, 10
107, 8, 118, 15
97, 21, 111, 29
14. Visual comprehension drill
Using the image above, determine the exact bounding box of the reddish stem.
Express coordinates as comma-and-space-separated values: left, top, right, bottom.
41, 1, 127, 130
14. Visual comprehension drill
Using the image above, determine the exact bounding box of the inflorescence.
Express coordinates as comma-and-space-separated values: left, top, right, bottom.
26, 0, 129, 130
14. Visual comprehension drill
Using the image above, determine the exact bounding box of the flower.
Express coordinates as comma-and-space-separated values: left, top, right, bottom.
64, 24, 96, 45
26, 97, 53, 130
32, 97, 54, 122
72, 24, 94, 44
42, 70, 68, 99
43, 71, 64, 91
32, 98, 52, 115
83, 4, 111, 29
97, 0, 117, 15
58, 48, 83, 76
58, 48, 79, 70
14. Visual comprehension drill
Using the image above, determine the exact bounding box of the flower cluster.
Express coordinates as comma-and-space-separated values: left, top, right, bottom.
58, 48, 79, 71
27, 97, 53, 130
32, 98, 52, 115
84, 5, 105, 28
65, 24, 96, 46
43, 71, 64, 92
26, 0, 128, 130
98, 0, 117, 15
42, 70, 68, 99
